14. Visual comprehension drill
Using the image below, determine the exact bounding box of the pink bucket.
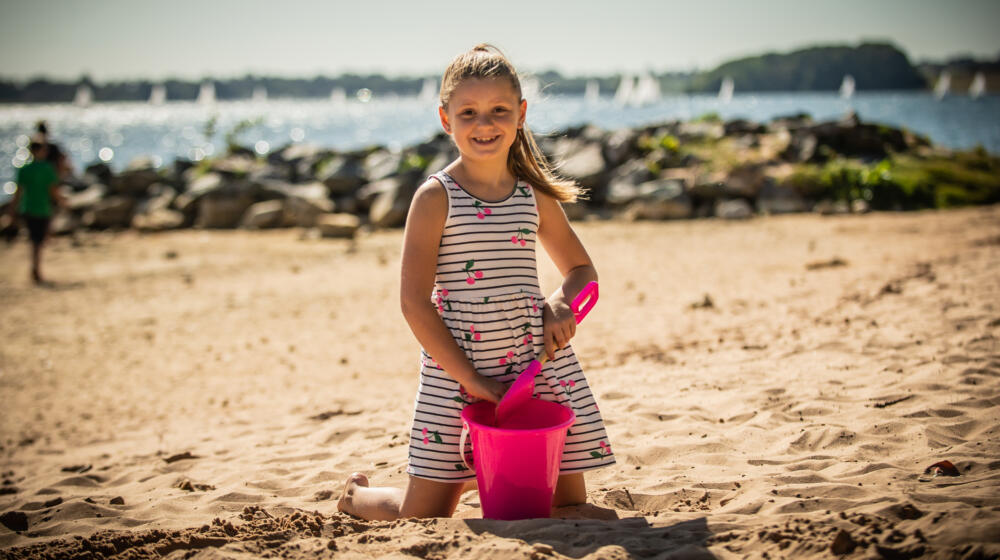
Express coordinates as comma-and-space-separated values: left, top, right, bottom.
460, 399, 575, 520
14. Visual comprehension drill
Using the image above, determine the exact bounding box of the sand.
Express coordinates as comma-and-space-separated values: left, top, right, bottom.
1, 206, 998, 559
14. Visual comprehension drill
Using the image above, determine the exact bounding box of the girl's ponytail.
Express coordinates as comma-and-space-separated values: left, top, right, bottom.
508, 125, 583, 203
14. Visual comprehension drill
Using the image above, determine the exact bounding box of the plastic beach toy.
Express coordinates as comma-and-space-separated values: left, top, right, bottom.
494, 281, 599, 426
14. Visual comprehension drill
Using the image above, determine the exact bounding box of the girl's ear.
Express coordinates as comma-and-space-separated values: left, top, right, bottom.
518, 99, 527, 129
438, 106, 452, 134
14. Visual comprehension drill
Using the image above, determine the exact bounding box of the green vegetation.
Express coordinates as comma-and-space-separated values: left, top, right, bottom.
784, 152, 1000, 210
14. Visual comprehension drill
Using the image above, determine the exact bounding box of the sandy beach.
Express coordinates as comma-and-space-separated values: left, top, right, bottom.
1, 206, 998, 559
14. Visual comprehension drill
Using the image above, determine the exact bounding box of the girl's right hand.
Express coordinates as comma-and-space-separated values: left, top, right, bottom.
463, 374, 507, 404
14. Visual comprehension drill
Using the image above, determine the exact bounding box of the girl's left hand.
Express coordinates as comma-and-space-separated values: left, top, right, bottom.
542, 298, 577, 360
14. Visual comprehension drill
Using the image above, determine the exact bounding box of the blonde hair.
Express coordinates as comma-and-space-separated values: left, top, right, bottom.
440, 44, 584, 203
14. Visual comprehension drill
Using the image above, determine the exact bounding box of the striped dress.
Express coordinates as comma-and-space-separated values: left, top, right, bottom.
407, 171, 616, 482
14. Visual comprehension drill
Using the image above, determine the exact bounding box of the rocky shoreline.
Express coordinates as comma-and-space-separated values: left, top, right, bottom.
5, 112, 998, 239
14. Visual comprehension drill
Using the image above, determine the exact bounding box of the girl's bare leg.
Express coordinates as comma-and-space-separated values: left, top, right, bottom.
553, 472, 586, 507
337, 473, 467, 520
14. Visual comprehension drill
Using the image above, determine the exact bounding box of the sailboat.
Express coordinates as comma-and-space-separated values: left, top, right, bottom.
969, 72, 986, 99
839, 74, 855, 99
418, 78, 437, 103
148, 84, 166, 105
934, 70, 950, 100
197, 81, 216, 104
329, 87, 347, 103
718, 77, 734, 104
631, 74, 661, 106
252, 85, 267, 103
613, 75, 634, 106
73, 84, 93, 107
520, 76, 540, 103
584, 80, 600, 104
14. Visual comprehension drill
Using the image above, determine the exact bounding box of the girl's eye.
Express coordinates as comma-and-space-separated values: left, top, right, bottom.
460, 110, 475, 117
494, 107, 508, 113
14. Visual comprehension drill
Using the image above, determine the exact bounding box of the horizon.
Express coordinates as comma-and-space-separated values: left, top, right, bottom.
1, 0, 999, 82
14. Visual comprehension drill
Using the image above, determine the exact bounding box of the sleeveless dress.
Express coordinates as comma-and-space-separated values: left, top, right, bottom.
406, 171, 616, 482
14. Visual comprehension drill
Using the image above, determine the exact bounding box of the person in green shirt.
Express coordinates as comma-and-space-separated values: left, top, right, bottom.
7, 141, 66, 284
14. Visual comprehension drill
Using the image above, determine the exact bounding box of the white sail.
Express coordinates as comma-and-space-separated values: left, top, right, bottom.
839, 74, 855, 99
197, 81, 216, 105
329, 87, 347, 103
934, 70, 950, 100
418, 78, 437, 103
252, 85, 267, 102
73, 84, 93, 107
520, 76, 540, 103
614, 75, 634, 106
718, 77, 734, 104
584, 80, 600, 104
148, 84, 166, 105
631, 74, 661, 106
969, 72, 986, 99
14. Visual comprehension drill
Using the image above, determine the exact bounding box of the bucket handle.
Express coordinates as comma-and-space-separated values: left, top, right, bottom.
459, 421, 475, 472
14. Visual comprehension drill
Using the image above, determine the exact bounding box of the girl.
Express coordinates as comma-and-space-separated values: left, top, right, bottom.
338, 44, 615, 520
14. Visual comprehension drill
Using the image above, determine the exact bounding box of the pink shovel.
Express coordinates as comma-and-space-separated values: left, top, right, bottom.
495, 281, 599, 426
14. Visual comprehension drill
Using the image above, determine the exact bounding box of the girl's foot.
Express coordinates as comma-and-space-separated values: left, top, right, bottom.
337, 472, 369, 516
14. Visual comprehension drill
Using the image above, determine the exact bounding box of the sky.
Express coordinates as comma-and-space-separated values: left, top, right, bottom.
1, 0, 998, 81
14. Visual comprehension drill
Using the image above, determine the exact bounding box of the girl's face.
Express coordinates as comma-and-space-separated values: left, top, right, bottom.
439, 77, 526, 164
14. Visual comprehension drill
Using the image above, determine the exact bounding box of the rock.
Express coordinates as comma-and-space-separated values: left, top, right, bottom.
111, 157, 161, 195
316, 213, 361, 238
851, 199, 871, 214
813, 200, 851, 215
0, 510, 28, 532
725, 164, 766, 198
756, 180, 807, 214
677, 121, 724, 141
603, 128, 640, 168
724, 119, 766, 135
82, 162, 113, 187
66, 183, 107, 211
715, 198, 753, 219
623, 179, 692, 220
553, 139, 606, 189
562, 201, 588, 221
282, 196, 334, 227
176, 173, 224, 213
136, 184, 177, 214
369, 176, 417, 228
110, 496, 125, 505
240, 200, 285, 229
83, 196, 136, 228
364, 150, 402, 182
195, 191, 255, 228
606, 160, 656, 206
317, 156, 366, 195
830, 529, 857, 555
208, 155, 257, 178
133, 209, 184, 231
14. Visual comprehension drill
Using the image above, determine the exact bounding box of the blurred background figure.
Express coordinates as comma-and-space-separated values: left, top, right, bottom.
5, 139, 66, 284
33, 120, 74, 180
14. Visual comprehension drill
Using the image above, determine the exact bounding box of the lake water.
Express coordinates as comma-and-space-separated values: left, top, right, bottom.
1, 91, 998, 193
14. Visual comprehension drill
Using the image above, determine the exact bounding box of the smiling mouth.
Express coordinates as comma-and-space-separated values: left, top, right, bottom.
472, 135, 499, 144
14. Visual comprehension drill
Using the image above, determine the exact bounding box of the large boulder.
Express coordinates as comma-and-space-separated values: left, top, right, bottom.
603, 128, 641, 168
364, 150, 402, 182
66, 183, 107, 211
606, 159, 656, 206
282, 196, 334, 227
112, 157, 161, 196
240, 200, 285, 229
551, 138, 606, 191
756, 180, 808, 214
316, 155, 366, 195
623, 179, 692, 220
715, 198, 754, 220
82, 196, 136, 228
369, 175, 417, 228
